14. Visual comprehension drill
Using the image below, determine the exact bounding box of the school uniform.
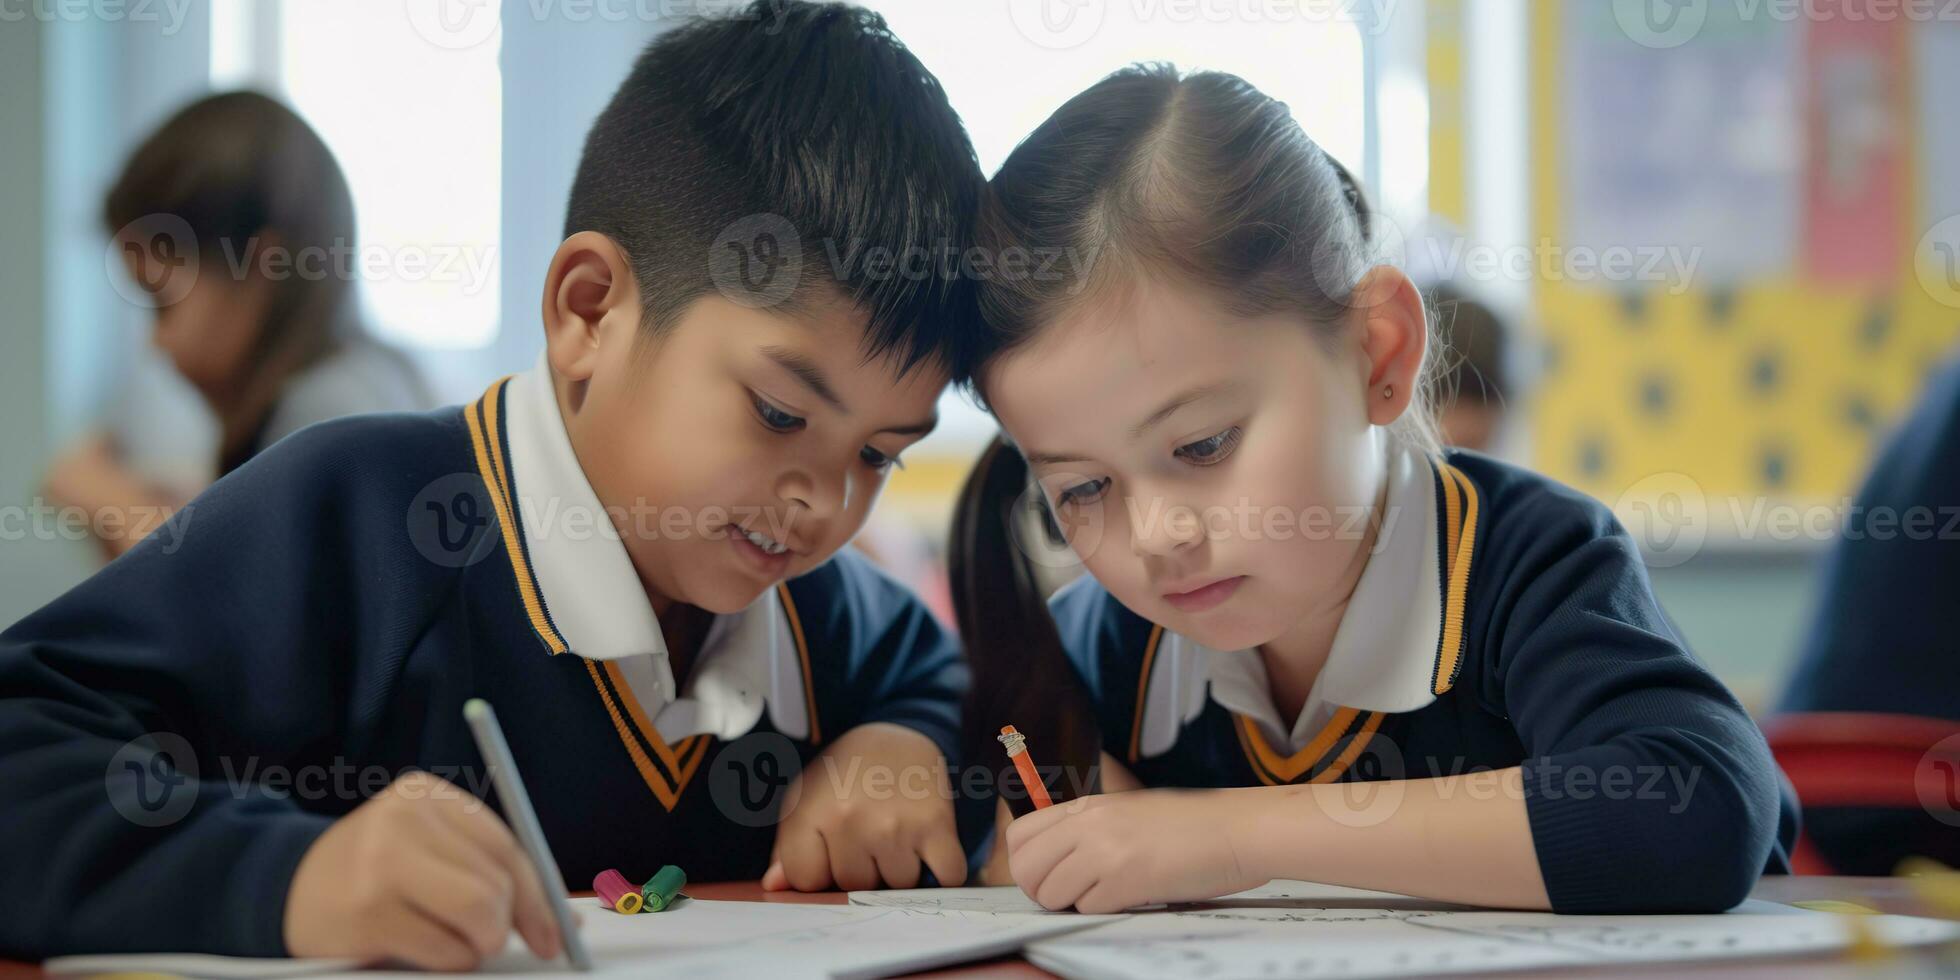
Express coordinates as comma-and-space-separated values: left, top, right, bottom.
1779, 354, 1960, 873
0, 358, 965, 958
1050, 443, 1796, 913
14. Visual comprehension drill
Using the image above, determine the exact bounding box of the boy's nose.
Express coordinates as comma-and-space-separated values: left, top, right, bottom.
775, 465, 850, 525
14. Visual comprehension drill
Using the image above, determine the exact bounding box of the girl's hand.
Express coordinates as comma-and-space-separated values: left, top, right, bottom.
1004, 788, 1270, 912
980, 751, 1146, 886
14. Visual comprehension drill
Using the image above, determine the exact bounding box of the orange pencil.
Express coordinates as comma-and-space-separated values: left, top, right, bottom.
997, 725, 1053, 809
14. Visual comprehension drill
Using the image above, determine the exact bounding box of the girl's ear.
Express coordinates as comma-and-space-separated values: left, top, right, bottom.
1351, 265, 1427, 427
542, 231, 639, 385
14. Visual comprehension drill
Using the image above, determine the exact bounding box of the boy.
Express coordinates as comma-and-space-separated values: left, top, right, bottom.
0, 2, 984, 968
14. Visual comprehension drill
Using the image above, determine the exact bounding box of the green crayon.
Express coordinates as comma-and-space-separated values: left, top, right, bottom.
639, 864, 686, 912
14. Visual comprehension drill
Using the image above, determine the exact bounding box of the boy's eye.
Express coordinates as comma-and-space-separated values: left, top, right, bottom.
1056, 477, 1110, 507
860, 446, 905, 472
751, 394, 805, 433
1174, 426, 1242, 466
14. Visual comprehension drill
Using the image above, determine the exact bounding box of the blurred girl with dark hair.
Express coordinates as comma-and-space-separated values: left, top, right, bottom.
46, 91, 429, 558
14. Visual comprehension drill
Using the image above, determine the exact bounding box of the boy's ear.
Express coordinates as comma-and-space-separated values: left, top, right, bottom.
542, 231, 639, 384
1350, 265, 1427, 428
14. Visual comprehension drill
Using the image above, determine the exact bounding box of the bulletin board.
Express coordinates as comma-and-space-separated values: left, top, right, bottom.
1528, 2, 1959, 529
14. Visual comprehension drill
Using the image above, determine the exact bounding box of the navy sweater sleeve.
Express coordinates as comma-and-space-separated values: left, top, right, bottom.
1477, 477, 1785, 913
797, 550, 968, 767
0, 414, 459, 958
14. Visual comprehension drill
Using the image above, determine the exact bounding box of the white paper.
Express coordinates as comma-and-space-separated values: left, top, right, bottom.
1025, 904, 1960, 980
49, 897, 1115, 980
45, 953, 359, 978
848, 880, 1473, 914
49, 888, 1960, 979
849, 884, 1074, 914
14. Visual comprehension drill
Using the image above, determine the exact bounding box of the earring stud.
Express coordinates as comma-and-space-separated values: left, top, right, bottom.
1382, 384, 1394, 400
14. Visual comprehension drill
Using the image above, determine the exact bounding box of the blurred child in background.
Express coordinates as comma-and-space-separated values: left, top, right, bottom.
1427, 283, 1514, 453
1779, 354, 1960, 873
44, 91, 430, 559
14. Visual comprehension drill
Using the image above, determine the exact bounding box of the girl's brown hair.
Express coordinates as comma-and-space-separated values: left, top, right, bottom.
105, 91, 359, 474
951, 64, 1435, 808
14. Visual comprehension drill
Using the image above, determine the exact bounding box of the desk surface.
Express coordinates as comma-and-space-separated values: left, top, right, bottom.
3, 877, 1950, 978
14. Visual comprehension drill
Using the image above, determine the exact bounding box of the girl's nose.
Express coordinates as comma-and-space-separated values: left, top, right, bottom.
1130, 500, 1203, 558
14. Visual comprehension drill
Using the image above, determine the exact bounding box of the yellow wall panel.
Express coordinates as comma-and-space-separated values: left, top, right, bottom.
1527, 0, 1959, 522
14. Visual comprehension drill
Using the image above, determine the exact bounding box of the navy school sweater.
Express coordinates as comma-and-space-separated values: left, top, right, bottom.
1043, 450, 1796, 913
0, 379, 965, 958
1781, 354, 1960, 722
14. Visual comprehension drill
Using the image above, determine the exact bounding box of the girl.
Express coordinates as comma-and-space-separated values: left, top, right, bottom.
952, 65, 1794, 915
46, 92, 429, 558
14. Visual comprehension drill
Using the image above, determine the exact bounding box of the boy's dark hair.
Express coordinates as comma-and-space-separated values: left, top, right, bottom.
564, 0, 983, 373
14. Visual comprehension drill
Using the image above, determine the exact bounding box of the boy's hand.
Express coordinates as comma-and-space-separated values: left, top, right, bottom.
761, 722, 967, 892
1004, 788, 1268, 913
284, 771, 564, 971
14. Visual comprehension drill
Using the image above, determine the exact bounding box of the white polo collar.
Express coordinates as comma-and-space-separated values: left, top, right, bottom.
1135, 437, 1449, 757
500, 356, 809, 742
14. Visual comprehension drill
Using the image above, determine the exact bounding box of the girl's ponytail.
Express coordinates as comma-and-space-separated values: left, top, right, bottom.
951, 435, 1103, 818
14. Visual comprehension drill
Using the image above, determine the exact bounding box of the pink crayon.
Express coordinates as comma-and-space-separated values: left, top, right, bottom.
593, 868, 644, 914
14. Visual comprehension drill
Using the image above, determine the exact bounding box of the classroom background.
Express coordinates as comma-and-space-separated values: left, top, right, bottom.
2, 0, 1956, 716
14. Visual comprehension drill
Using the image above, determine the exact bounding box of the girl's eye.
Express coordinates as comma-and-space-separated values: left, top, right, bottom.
860, 446, 905, 472
752, 394, 805, 433
1056, 477, 1110, 507
1175, 426, 1242, 466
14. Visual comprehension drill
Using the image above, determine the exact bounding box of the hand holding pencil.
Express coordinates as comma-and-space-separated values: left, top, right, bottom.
282, 769, 566, 971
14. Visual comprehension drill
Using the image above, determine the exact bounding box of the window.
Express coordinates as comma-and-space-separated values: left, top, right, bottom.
871, 2, 1366, 178
211, 1, 503, 349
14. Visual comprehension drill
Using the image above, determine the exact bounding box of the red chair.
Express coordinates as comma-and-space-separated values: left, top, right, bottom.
1761, 712, 1960, 874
